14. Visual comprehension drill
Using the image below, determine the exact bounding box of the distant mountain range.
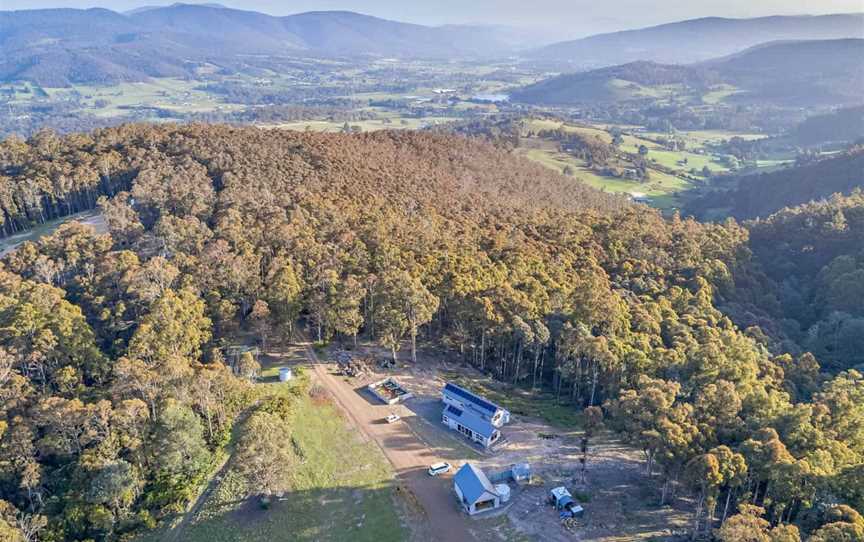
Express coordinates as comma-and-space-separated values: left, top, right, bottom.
0, 4, 524, 86
704, 39, 864, 106
512, 39, 864, 108
124, 2, 229, 15
1, 5, 862, 88
529, 13, 864, 67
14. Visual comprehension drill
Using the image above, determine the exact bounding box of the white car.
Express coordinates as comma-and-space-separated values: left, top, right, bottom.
385, 413, 401, 424
427, 462, 452, 476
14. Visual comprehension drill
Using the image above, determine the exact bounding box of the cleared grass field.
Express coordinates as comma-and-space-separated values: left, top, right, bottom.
530, 120, 752, 178
517, 119, 798, 209
519, 134, 698, 210
642, 129, 768, 148
753, 159, 794, 172
518, 147, 688, 210
525, 119, 613, 143
545, 120, 762, 155
642, 148, 728, 174
150, 379, 406, 542
0, 81, 47, 103
0, 210, 105, 257
521, 120, 795, 211
42, 78, 237, 118
269, 115, 457, 133
702, 84, 743, 104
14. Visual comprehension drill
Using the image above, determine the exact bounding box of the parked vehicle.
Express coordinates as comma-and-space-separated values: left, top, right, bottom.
428, 462, 452, 476
548, 486, 584, 518
385, 413, 401, 424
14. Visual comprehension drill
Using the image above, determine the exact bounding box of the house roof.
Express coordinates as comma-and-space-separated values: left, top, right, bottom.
443, 383, 502, 416
444, 404, 497, 439
454, 463, 497, 505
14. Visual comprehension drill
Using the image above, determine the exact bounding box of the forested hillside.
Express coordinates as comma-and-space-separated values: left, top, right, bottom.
725, 191, 864, 371
706, 39, 864, 106
792, 106, 864, 146
0, 125, 862, 541
687, 148, 864, 220
514, 39, 864, 107
0, 126, 619, 236
511, 61, 718, 104
530, 13, 864, 66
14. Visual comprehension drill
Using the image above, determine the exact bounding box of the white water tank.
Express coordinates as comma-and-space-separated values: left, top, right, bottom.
495, 484, 511, 503
279, 367, 293, 382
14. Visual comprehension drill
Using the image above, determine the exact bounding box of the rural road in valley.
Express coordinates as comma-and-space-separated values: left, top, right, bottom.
303, 341, 479, 542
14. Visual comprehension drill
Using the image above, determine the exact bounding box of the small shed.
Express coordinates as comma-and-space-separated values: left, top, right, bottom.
453, 463, 501, 515
279, 367, 293, 382
550, 486, 573, 509
511, 463, 531, 483
488, 463, 531, 484
495, 483, 511, 503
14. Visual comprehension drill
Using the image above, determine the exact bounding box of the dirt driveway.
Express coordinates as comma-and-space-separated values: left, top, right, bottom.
302, 342, 480, 542
300, 339, 692, 542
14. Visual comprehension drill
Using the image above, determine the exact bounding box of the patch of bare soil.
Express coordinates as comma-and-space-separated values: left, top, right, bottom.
504, 438, 691, 541
309, 339, 693, 541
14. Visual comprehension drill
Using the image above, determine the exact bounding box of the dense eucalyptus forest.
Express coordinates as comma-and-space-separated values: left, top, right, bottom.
0, 124, 862, 541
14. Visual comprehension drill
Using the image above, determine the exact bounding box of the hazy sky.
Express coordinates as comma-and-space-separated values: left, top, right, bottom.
2, 0, 863, 38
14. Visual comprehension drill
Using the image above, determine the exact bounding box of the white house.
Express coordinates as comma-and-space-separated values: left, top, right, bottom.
442, 383, 510, 427
441, 382, 510, 449
442, 404, 501, 448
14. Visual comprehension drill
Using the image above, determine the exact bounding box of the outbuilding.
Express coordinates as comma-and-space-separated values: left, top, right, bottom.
368, 377, 413, 405
453, 463, 501, 515
511, 463, 531, 483
495, 483, 511, 503
550, 486, 584, 518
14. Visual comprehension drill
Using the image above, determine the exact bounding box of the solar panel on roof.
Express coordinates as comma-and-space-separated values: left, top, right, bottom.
444, 383, 499, 414
446, 405, 464, 417
443, 404, 496, 438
